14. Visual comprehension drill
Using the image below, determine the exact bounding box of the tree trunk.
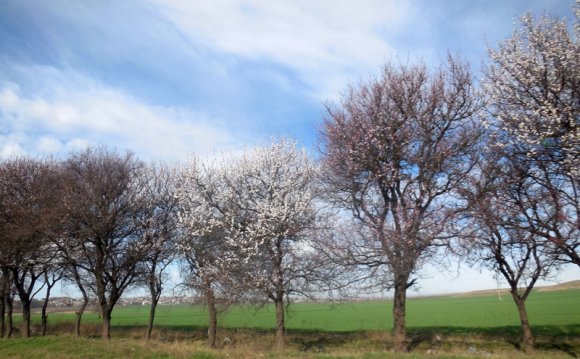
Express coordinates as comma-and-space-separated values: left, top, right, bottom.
72, 267, 89, 337
275, 297, 285, 351
6, 293, 13, 338
0, 294, 5, 338
41, 286, 51, 336
101, 309, 111, 340
41, 314, 48, 336
145, 299, 158, 341
511, 292, 535, 354
205, 287, 218, 349
75, 295, 88, 337
21, 300, 31, 338
392, 274, 409, 352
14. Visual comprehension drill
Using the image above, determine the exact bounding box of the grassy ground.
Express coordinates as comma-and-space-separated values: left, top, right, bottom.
1, 289, 578, 358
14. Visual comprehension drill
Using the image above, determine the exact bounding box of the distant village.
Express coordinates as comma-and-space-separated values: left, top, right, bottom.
20, 295, 200, 310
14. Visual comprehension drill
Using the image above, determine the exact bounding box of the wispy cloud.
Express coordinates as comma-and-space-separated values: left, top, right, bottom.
153, 0, 411, 99
0, 67, 245, 161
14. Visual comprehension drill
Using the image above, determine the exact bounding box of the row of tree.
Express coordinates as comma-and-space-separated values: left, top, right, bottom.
0, 10, 578, 354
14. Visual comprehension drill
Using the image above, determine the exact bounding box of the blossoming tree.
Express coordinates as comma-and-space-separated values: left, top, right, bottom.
321, 56, 483, 352
485, 9, 579, 267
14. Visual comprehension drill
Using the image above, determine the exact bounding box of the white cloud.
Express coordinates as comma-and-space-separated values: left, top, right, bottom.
152, 0, 411, 99
0, 68, 247, 161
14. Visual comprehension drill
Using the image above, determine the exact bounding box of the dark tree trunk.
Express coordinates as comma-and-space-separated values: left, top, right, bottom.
41, 313, 48, 336
21, 300, 31, 338
145, 299, 158, 341
75, 291, 89, 337
0, 293, 5, 338
0, 269, 7, 338
101, 309, 111, 340
5, 293, 13, 338
274, 296, 285, 351
71, 266, 89, 337
146, 263, 161, 341
392, 273, 409, 352
41, 276, 56, 336
205, 286, 218, 349
511, 291, 535, 354
75, 299, 88, 337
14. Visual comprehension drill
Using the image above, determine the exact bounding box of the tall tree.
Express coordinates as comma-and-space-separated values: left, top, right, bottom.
61, 147, 148, 340
321, 56, 483, 351
485, 9, 579, 266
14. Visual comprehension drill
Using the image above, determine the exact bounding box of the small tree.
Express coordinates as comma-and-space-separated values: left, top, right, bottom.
139, 163, 179, 341
321, 56, 483, 351
177, 157, 249, 348
0, 157, 60, 337
485, 9, 579, 266
462, 149, 559, 354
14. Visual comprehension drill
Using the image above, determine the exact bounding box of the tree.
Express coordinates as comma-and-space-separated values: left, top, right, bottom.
139, 163, 179, 341
61, 147, 148, 340
485, 9, 579, 266
0, 157, 60, 338
321, 57, 483, 351
176, 157, 251, 349
461, 148, 559, 354
222, 139, 322, 351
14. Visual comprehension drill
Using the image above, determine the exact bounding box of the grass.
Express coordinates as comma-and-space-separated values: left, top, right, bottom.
35, 289, 580, 332
2, 289, 579, 358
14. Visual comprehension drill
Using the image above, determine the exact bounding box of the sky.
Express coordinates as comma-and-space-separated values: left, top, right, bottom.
1, 0, 579, 296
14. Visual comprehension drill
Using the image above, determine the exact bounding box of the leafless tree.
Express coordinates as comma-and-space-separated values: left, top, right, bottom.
0, 157, 61, 337
461, 146, 560, 354
60, 147, 149, 340
321, 56, 483, 351
484, 9, 579, 266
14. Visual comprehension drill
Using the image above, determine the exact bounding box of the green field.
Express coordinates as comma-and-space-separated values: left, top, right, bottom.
39, 289, 580, 334
1, 289, 578, 358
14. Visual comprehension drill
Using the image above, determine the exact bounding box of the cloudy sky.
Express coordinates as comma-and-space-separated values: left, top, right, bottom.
1, 0, 578, 294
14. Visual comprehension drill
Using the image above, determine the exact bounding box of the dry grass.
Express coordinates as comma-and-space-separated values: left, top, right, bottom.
1, 329, 578, 359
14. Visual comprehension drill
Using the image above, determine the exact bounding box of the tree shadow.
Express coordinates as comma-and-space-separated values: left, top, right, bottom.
406, 325, 580, 357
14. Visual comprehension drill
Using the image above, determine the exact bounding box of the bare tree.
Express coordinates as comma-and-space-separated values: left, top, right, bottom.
0, 157, 60, 337
138, 163, 179, 341
61, 147, 148, 340
321, 56, 483, 351
485, 9, 579, 266
461, 148, 559, 354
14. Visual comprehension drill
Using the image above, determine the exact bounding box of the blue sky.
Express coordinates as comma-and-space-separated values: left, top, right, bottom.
1, 0, 578, 295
